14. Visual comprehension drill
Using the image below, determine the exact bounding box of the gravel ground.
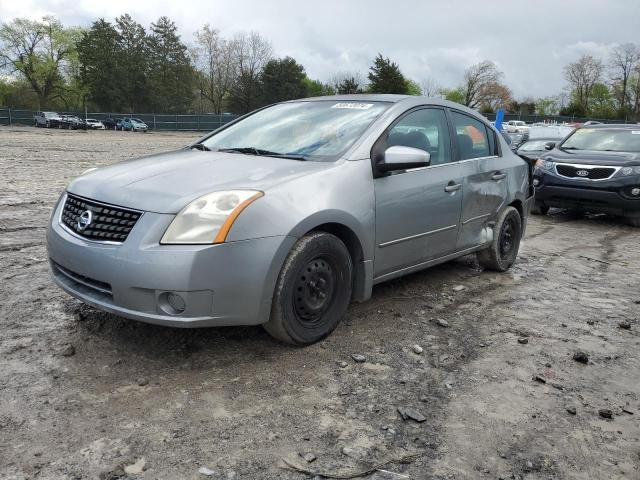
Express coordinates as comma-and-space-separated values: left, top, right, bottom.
1, 126, 639, 480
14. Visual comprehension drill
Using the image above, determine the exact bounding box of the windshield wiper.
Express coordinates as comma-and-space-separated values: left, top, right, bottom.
561, 146, 581, 150
190, 143, 211, 151
217, 147, 308, 161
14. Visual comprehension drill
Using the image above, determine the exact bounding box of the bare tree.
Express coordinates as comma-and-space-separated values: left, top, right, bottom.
228, 31, 272, 113
564, 54, 603, 112
480, 82, 513, 112
192, 25, 236, 113
629, 65, 640, 118
461, 60, 503, 108
609, 43, 640, 114
419, 77, 442, 98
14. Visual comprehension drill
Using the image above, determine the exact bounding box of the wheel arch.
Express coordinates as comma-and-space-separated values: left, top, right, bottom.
284, 210, 374, 303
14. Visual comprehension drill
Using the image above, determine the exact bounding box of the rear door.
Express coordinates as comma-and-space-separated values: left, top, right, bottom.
373, 107, 463, 279
450, 110, 508, 249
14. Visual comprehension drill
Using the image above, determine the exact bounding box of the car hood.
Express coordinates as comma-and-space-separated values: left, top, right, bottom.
67, 149, 336, 214
544, 148, 640, 166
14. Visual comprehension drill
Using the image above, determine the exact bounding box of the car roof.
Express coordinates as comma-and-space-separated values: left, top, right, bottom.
288, 94, 487, 120
582, 123, 640, 130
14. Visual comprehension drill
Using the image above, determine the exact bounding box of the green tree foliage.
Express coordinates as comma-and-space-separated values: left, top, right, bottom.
443, 87, 465, 104
588, 82, 616, 118
405, 79, 422, 95
535, 97, 558, 116
114, 14, 150, 111
335, 76, 361, 94
77, 19, 121, 110
303, 78, 334, 97
367, 54, 408, 94
0, 16, 79, 108
259, 56, 307, 104
147, 16, 194, 113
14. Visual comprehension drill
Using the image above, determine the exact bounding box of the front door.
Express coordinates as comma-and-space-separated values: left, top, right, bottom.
374, 108, 463, 279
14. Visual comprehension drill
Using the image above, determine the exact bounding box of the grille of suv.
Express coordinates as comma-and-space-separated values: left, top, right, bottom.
61, 193, 142, 242
555, 164, 616, 180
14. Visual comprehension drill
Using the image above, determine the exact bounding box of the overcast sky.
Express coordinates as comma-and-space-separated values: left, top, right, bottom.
2, 0, 639, 99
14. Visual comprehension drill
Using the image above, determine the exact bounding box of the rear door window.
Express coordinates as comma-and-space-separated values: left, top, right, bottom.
451, 111, 492, 160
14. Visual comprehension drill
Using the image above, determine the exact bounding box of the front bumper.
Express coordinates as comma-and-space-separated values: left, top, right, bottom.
534, 169, 640, 217
47, 196, 295, 327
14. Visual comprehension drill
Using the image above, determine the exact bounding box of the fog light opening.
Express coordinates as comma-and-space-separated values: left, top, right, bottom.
532, 178, 541, 187
631, 187, 640, 197
159, 292, 186, 315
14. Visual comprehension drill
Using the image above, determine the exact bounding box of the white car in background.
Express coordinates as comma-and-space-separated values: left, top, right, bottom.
85, 119, 105, 130
504, 120, 530, 133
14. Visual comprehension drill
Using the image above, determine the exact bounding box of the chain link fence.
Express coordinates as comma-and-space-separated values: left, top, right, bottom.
0, 108, 239, 131
1, 108, 635, 131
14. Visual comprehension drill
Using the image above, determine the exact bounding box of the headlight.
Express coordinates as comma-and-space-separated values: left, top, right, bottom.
619, 166, 640, 176
161, 190, 263, 244
535, 159, 555, 171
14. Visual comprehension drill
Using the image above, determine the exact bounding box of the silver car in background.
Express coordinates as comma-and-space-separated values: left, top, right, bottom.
47, 95, 532, 345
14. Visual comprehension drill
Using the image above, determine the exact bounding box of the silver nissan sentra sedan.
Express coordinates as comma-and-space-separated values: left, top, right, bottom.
47, 95, 533, 345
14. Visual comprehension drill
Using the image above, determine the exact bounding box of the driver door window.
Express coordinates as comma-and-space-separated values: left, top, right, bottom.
385, 108, 452, 166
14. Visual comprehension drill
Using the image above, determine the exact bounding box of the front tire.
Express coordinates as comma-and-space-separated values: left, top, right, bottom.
264, 232, 353, 345
477, 206, 522, 272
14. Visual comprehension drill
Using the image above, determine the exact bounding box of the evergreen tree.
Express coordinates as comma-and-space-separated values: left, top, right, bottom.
115, 14, 150, 111
259, 57, 307, 105
367, 54, 408, 94
147, 16, 194, 113
336, 77, 361, 94
77, 19, 121, 110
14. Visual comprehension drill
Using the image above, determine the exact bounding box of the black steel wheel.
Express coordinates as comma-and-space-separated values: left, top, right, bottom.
477, 206, 522, 272
264, 232, 352, 345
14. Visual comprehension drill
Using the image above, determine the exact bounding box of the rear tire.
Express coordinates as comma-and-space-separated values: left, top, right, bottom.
264, 232, 352, 346
477, 206, 522, 272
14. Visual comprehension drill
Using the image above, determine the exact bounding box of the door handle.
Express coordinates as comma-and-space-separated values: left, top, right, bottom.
445, 182, 462, 193
492, 172, 507, 181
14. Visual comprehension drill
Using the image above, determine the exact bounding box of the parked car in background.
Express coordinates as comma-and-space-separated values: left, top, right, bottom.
34, 111, 62, 128
532, 124, 640, 225
47, 95, 532, 345
121, 118, 148, 132
59, 115, 88, 130
504, 120, 530, 134
85, 118, 105, 130
102, 117, 121, 130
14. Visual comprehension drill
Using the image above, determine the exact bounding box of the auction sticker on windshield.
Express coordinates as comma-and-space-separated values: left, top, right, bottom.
631, 131, 640, 135
332, 102, 374, 109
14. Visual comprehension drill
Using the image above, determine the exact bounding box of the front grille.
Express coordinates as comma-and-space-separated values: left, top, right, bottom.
556, 164, 616, 180
61, 193, 142, 243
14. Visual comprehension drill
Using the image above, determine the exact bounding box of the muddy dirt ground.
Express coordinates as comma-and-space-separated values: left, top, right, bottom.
1, 126, 639, 480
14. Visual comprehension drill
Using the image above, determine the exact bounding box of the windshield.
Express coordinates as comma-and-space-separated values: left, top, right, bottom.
201, 100, 390, 161
519, 140, 552, 151
560, 128, 640, 153
132, 118, 144, 123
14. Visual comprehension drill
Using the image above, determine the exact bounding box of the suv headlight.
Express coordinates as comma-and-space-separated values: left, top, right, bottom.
535, 159, 555, 171
161, 190, 263, 244
619, 166, 640, 176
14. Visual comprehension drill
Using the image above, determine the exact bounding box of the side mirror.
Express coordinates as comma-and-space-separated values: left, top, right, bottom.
378, 146, 430, 173
544, 142, 556, 151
